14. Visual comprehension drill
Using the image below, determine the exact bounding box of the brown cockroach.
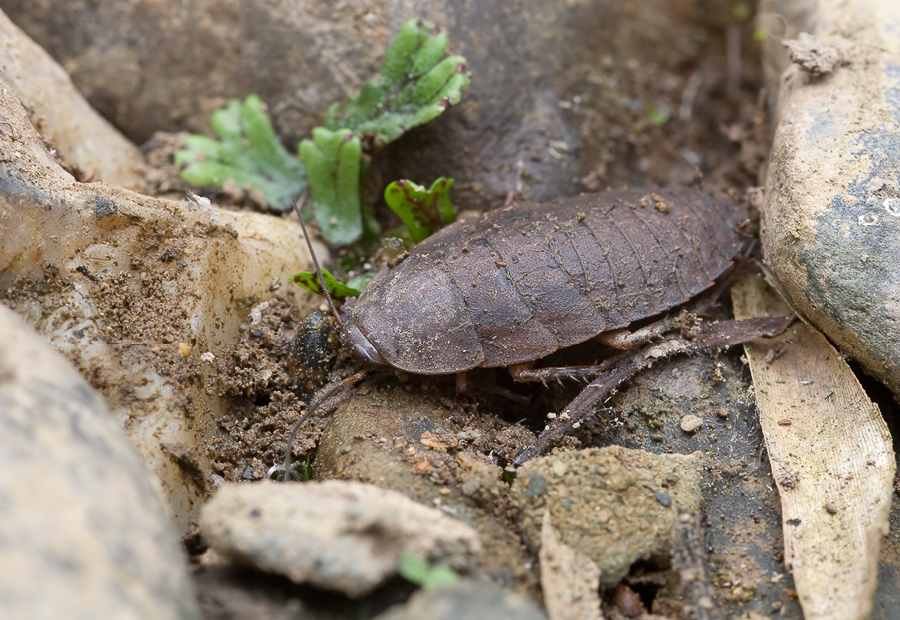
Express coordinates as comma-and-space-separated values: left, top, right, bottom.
284, 188, 791, 476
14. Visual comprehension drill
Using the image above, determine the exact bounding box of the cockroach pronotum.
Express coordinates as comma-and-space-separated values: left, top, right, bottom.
282, 188, 792, 478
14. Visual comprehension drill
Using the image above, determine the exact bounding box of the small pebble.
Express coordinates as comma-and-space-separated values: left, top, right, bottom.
680, 414, 703, 433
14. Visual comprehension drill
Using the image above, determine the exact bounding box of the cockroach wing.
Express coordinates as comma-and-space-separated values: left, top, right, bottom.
351, 188, 747, 373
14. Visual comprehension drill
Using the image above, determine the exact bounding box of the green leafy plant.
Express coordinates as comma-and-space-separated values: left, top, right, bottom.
299, 128, 364, 245
324, 20, 470, 145
384, 177, 455, 243
174, 95, 307, 211
176, 19, 469, 247
292, 176, 457, 298
397, 554, 459, 589
291, 269, 364, 301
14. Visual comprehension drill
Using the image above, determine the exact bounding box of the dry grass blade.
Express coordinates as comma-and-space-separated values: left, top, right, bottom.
732, 274, 894, 620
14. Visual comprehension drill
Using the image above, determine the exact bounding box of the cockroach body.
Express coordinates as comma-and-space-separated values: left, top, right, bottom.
284, 187, 792, 474
342, 187, 746, 374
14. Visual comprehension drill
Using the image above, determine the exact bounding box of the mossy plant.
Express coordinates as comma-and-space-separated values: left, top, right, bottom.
384, 177, 456, 243
176, 18, 469, 247
291, 268, 364, 301
299, 128, 364, 245
174, 95, 307, 211
292, 177, 457, 298
323, 20, 470, 146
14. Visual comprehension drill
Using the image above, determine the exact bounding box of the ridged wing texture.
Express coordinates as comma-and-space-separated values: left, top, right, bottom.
353, 188, 746, 373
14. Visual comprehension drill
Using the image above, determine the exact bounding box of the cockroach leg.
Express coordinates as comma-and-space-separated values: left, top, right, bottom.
509, 363, 604, 384
455, 370, 471, 393
509, 310, 701, 384
595, 311, 687, 349
513, 315, 794, 466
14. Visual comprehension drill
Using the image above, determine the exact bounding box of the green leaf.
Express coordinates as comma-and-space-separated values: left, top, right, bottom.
397, 554, 459, 589
645, 101, 670, 127
384, 177, 456, 242
174, 95, 306, 210
291, 269, 363, 300
421, 565, 460, 589
345, 275, 373, 292
324, 19, 469, 146
299, 128, 363, 245
397, 555, 430, 585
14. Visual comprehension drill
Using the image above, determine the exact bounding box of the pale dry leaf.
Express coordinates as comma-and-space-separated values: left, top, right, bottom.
732, 274, 894, 620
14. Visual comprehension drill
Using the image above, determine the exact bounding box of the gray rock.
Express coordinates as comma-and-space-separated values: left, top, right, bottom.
199, 479, 482, 598
509, 446, 702, 586
374, 580, 548, 620
0, 305, 200, 619
2, 0, 747, 207
0, 9, 143, 188
0, 58, 323, 532
758, 0, 900, 397
314, 386, 539, 593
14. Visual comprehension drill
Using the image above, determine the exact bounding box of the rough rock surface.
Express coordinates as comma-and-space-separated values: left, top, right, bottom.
1, 0, 761, 207
758, 0, 900, 397
314, 384, 541, 594
0, 56, 323, 530
510, 446, 703, 586
374, 580, 548, 620
539, 512, 602, 620
200, 479, 482, 598
0, 9, 144, 187
0, 304, 199, 619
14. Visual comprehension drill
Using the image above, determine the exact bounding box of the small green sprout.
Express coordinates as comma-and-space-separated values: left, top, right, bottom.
645, 101, 671, 127
384, 177, 456, 242
174, 95, 307, 211
397, 554, 459, 589
324, 19, 470, 145
291, 269, 364, 300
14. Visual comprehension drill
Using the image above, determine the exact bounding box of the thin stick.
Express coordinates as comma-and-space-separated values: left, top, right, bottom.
293, 191, 342, 326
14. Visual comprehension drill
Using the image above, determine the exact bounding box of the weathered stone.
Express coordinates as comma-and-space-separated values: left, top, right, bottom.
0, 304, 200, 619
314, 385, 539, 595
199, 479, 482, 598
0, 63, 323, 531
510, 446, 703, 586
374, 580, 548, 620
758, 0, 900, 397
0, 9, 143, 187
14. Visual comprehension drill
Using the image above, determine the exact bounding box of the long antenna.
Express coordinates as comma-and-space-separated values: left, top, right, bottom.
281, 369, 369, 481
293, 190, 342, 326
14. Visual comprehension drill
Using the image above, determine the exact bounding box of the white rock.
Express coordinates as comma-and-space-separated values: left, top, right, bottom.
200, 480, 482, 597
0, 305, 200, 619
